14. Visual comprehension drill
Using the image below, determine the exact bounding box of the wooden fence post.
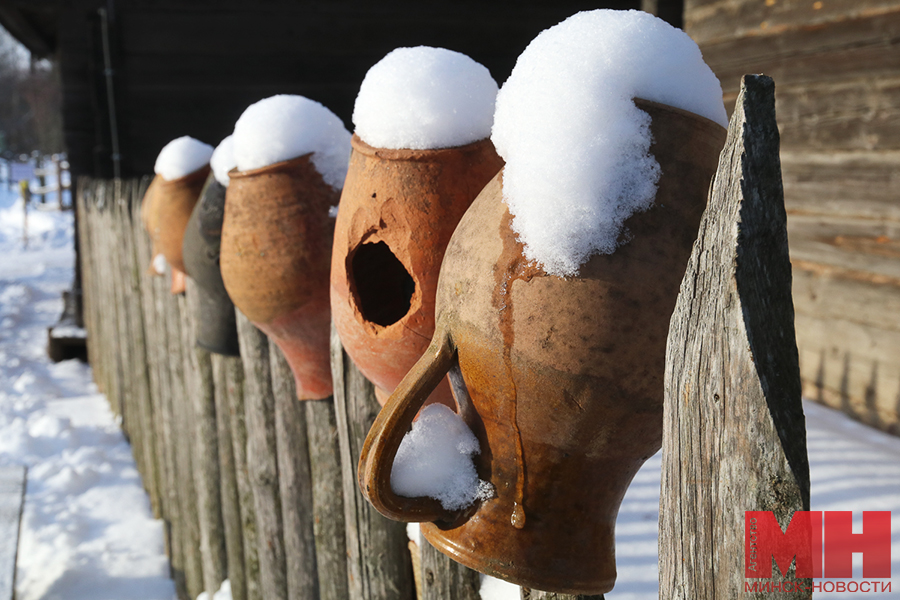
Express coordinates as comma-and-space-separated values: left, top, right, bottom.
420, 540, 480, 600
659, 75, 811, 599
330, 324, 415, 600
268, 340, 320, 600
235, 311, 288, 600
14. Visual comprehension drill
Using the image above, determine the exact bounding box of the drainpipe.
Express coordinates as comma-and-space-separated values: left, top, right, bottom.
98, 6, 121, 179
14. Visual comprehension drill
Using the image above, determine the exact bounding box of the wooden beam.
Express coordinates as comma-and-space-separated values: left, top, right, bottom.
659, 74, 811, 598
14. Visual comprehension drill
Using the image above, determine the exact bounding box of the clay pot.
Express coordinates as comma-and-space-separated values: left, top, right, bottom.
331, 135, 503, 406
220, 154, 338, 400
182, 173, 240, 357
358, 100, 727, 594
154, 165, 211, 275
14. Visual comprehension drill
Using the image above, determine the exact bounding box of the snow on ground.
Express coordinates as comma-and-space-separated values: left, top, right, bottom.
0, 172, 897, 600
0, 181, 175, 600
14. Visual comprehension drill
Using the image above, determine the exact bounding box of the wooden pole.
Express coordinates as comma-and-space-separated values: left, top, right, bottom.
211, 353, 247, 600
330, 324, 415, 600
659, 75, 811, 599
268, 339, 319, 600
185, 281, 227, 596
304, 396, 349, 600
420, 539, 480, 600
235, 311, 288, 600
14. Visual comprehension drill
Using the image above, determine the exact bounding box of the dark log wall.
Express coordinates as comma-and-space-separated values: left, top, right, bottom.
685, 0, 900, 435
49, 0, 640, 178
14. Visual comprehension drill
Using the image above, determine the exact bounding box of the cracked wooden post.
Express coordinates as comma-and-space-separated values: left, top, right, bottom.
660, 75, 811, 599
330, 324, 415, 600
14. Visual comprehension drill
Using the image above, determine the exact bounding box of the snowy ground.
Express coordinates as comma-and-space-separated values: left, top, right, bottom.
0, 180, 897, 599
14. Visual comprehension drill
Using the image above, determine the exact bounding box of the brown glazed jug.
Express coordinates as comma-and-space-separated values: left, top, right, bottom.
220, 154, 338, 400
331, 135, 503, 406
182, 173, 240, 357
358, 101, 726, 594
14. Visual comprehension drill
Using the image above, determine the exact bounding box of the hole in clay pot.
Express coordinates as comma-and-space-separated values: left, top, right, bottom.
351, 241, 415, 327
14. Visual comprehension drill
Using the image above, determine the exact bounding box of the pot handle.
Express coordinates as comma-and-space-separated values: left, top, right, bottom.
357, 329, 459, 524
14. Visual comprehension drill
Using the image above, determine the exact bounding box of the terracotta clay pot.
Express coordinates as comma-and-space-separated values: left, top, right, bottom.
154, 165, 211, 275
182, 173, 240, 357
358, 101, 726, 594
221, 154, 338, 400
331, 135, 503, 406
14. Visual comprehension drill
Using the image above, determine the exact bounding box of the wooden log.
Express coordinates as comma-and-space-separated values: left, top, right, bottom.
184, 281, 227, 596
222, 350, 263, 600
659, 75, 811, 599
235, 311, 287, 600
171, 290, 205, 599
420, 538, 480, 600
330, 324, 415, 600
122, 179, 161, 515
305, 396, 349, 600
212, 354, 247, 600
268, 339, 319, 600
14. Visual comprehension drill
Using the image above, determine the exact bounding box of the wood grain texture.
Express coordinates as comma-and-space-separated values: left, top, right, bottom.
330, 324, 415, 600
211, 354, 247, 600
305, 397, 350, 600
520, 589, 604, 600
268, 340, 319, 600
185, 282, 227, 596
420, 538, 480, 600
235, 311, 287, 600
659, 75, 811, 599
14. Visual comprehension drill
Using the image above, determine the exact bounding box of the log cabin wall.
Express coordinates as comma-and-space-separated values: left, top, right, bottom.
685, 0, 900, 435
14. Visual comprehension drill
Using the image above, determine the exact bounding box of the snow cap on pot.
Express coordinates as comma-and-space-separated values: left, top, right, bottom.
358, 10, 727, 595
330, 47, 503, 407
147, 135, 214, 293
222, 94, 351, 400
210, 134, 236, 188
492, 8, 727, 277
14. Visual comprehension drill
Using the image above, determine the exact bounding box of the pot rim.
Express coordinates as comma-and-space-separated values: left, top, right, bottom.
155, 164, 211, 188
228, 152, 316, 180
350, 134, 496, 162
634, 97, 727, 134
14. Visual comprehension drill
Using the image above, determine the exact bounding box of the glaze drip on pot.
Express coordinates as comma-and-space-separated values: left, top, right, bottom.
492, 208, 542, 530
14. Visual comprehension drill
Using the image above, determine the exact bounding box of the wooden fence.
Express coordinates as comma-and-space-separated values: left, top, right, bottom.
75, 76, 808, 600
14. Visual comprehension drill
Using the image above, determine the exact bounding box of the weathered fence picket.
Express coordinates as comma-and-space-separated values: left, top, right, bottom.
75, 76, 807, 598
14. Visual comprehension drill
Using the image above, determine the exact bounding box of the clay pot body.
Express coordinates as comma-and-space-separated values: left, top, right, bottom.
221, 154, 338, 400
182, 173, 240, 356
152, 166, 211, 274
331, 135, 503, 406
359, 101, 727, 594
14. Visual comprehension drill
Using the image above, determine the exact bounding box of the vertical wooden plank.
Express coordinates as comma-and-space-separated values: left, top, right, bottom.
212, 353, 247, 600
520, 589, 604, 600
420, 539, 480, 600
305, 396, 349, 600
659, 75, 811, 600
330, 324, 415, 600
174, 290, 206, 600
235, 311, 287, 600
185, 281, 227, 596
268, 340, 319, 600
224, 350, 263, 600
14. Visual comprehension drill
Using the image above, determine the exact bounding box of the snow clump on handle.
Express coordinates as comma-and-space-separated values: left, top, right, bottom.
492, 9, 728, 277
232, 94, 352, 190
210, 135, 236, 187
153, 136, 214, 181
391, 404, 493, 511
353, 46, 498, 150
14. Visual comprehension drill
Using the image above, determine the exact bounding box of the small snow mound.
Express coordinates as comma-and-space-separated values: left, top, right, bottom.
232, 94, 351, 190
154, 136, 214, 181
391, 404, 492, 511
492, 9, 727, 277
353, 46, 498, 150
152, 254, 167, 275
210, 135, 236, 187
